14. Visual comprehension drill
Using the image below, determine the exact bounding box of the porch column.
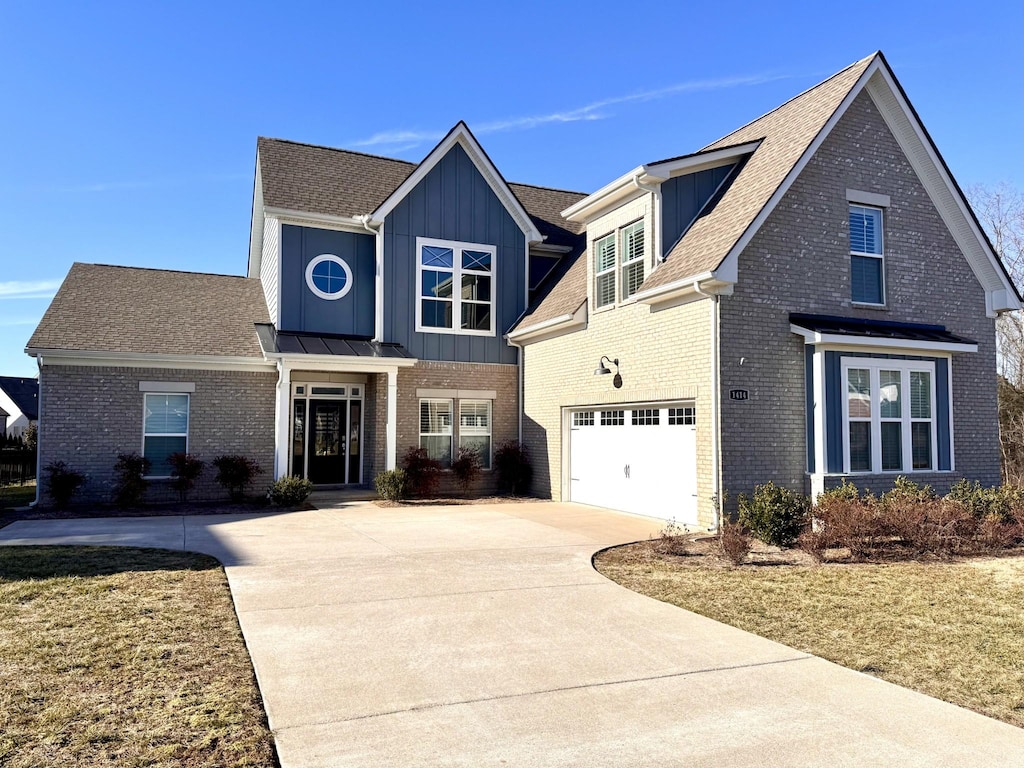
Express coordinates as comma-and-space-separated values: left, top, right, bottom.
274, 362, 292, 480
386, 367, 398, 470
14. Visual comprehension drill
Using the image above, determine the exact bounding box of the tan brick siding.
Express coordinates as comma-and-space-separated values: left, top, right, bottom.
39, 365, 277, 505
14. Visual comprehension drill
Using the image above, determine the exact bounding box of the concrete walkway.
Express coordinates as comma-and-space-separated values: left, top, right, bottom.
2, 501, 1023, 767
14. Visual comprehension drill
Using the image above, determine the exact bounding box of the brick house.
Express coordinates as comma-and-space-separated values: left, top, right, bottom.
27, 52, 1019, 525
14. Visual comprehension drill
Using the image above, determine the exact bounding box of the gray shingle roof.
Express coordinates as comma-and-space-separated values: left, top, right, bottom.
28, 263, 269, 358
0, 377, 38, 420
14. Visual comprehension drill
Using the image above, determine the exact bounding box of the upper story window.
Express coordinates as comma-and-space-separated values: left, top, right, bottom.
849, 205, 884, 305
305, 254, 353, 301
416, 237, 496, 336
594, 220, 646, 309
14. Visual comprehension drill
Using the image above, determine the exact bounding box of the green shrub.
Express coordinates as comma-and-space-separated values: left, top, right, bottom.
267, 476, 314, 507
113, 452, 150, 507
374, 469, 410, 502
494, 441, 532, 496
451, 448, 481, 495
401, 447, 442, 498
168, 453, 204, 503
737, 481, 809, 548
44, 461, 85, 509
213, 455, 264, 501
945, 479, 1018, 522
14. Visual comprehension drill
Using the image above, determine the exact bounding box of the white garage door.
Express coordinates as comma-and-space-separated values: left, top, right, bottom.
569, 404, 698, 526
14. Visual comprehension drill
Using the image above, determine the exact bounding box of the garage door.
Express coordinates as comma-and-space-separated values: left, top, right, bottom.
569, 404, 698, 525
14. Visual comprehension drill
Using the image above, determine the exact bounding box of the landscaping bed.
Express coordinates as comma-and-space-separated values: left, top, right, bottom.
0, 546, 277, 767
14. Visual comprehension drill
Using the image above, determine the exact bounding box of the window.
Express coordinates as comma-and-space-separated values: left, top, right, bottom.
849, 205, 884, 304
143, 393, 189, 476
416, 238, 496, 335
600, 410, 625, 426
305, 254, 353, 300
631, 408, 659, 426
572, 411, 594, 427
459, 400, 492, 469
842, 359, 936, 474
594, 220, 647, 308
668, 406, 696, 425
420, 399, 453, 467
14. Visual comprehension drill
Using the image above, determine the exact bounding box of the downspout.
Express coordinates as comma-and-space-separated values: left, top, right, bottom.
632, 174, 663, 264
693, 281, 722, 532
355, 214, 384, 342
30, 355, 41, 507
507, 337, 525, 444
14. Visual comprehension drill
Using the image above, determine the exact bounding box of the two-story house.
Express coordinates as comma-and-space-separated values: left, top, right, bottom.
27, 52, 1019, 527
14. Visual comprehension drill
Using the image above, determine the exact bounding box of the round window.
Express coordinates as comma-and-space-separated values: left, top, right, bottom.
305, 255, 353, 300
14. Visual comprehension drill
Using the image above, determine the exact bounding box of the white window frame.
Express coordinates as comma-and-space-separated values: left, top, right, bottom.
415, 237, 496, 337
419, 398, 454, 467
620, 220, 646, 300
840, 358, 938, 474
594, 220, 647, 309
142, 392, 190, 479
305, 254, 353, 301
593, 232, 617, 309
849, 204, 885, 306
458, 399, 492, 469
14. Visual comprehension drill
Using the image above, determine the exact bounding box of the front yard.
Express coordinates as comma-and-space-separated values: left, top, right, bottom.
595, 540, 1024, 728
0, 546, 276, 768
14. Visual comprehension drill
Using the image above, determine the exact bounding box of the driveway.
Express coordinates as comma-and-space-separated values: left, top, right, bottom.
2, 500, 1023, 767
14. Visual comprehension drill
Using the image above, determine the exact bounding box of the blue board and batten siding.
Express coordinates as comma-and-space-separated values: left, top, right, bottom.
384, 143, 526, 364
279, 225, 376, 337
811, 350, 952, 474
661, 164, 735, 255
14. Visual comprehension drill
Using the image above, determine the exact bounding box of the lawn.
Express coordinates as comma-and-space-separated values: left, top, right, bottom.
595, 542, 1024, 728
0, 546, 276, 767
0, 481, 36, 511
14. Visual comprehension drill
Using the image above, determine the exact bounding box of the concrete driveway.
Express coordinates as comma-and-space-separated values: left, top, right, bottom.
2, 500, 1023, 767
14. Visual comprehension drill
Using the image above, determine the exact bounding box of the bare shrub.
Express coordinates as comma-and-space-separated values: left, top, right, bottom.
978, 514, 1020, 552
885, 497, 976, 557
653, 519, 689, 556
719, 521, 752, 566
813, 482, 881, 561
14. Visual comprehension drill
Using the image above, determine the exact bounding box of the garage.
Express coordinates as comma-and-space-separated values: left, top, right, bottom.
568, 404, 698, 525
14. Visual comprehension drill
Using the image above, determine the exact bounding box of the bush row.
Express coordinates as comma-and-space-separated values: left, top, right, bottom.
375, 441, 532, 502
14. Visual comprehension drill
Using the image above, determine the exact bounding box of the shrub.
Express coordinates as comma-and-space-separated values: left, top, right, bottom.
978, 513, 1019, 552
44, 461, 86, 509
22, 423, 37, 452
374, 469, 410, 502
885, 497, 976, 557
168, 453, 204, 503
719, 521, 752, 566
451, 448, 482, 495
494, 441, 532, 496
654, 519, 689, 556
113, 453, 150, 507
737, 481, 809, 548
401, 447, 442, 498
267, 476, 314, 507
805, 480, 882, 561
212, 455, 264, 501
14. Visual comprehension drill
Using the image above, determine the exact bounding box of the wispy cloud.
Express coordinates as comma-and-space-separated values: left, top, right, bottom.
0, 318, 40, 326
352, 71, 791, 150
0, 280, 62, 300
7, 173, 248, 196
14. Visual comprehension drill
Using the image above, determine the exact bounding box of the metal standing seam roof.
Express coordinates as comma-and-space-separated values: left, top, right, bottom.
789, 313, 977, 346
255, 324, 414, 359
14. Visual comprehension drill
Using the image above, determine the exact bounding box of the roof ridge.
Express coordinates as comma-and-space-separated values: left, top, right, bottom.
258, 136, 418, 167
701, 53, 878, 150
508, 180, 589, 197
77, 262, 256, 280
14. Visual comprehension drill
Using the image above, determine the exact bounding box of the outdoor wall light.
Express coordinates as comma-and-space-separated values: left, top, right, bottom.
594, 356, 623, 389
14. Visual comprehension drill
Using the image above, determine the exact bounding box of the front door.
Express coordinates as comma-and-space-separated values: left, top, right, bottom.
307, 400, 347, 484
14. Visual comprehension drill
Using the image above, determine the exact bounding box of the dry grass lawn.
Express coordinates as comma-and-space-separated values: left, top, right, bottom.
596, 541, 1024, 728
0, 546, 276, 767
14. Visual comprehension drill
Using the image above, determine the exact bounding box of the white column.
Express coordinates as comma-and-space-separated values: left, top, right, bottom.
274, 363, 292, 479
385, 367, 398, 470
811, 347, 827, 500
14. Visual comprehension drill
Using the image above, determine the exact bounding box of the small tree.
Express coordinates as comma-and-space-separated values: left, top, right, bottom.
212, 455, 263, 501
451, 448, 481, 496
23, 423, 37, 453
494, 441, 532, 496
113, 453, 150, 507
44, 461, 85, 509
168, 453, 204, 503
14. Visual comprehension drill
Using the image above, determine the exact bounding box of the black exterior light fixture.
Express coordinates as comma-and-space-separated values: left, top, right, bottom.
594, 356, 622, 389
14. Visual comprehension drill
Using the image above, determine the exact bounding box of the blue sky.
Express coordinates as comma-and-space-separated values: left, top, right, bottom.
1, 0, 1021, 376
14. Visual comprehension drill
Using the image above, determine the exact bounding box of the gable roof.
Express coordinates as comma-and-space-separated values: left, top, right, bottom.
27, 263, 270, 359
0, 377, 38, 420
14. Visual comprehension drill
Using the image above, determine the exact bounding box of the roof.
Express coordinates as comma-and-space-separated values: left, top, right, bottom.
0, 377, 37, 420
789, 313, 977, 346
257, 137, 586, 244
27, 263, 269, 358
255, 325, 414, 359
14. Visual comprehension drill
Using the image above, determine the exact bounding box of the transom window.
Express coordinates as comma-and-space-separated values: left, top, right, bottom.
668, 406, 696, 425
305, 254, 353, 300
416, 237, 496, 336
594, 220, 646, 308
143, 393, 189, 477
849, 205, 884, 305
842, 358, 936, 474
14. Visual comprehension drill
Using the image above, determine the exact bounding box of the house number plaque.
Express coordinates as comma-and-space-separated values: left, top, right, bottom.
729, 389, 749, 401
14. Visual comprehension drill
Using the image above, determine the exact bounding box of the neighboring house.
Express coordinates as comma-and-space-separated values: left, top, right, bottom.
26, 52, 1019, 525
0, 377, 39, 438
0, 406, 8, 438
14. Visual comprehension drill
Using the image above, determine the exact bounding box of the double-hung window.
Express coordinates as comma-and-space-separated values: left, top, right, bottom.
594, 220, 646, 308
143, 393, 189, 476
849, 205, 884, 305
416, 238, 496, 336
621, 221, 645, 300
458, 400, 492, 469
842, 358, 936, 474
419, 398, 493, 469
419, 399, 453, 466
594, 233, 617, 308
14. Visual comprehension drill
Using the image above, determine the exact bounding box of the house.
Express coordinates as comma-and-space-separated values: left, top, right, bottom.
26, 52, 1019, 525
0, 377, 39, 439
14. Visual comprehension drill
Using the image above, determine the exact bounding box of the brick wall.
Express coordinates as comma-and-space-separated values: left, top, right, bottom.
718, 89, 1000, 505
39, 365, 277, 505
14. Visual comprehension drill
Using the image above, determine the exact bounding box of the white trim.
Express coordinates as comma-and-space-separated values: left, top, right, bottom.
847, 189, 891, 208
264, 353, 417, 372
142, 391, 190, 480
264, 207, 374, 234
28, 348, 276, 372
416, 388, 498, 400
507, 302, 588, 344
458, 398, 493, 469
419, 397, 454, 467
304, 254, 354, 301
369, 124, 543, 243
812, 347, 827, 477
414, 236, 497, 337
849, 204, 886, 306
375, 220, 386, 342
386, 368, 398, 471
788, 326, 977, 354
139, 381, 196, 393
274, 362, 291, 479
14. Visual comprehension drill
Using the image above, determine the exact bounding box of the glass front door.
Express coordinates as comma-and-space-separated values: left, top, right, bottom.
307, 400, 346, 484
291, 387, 364, 484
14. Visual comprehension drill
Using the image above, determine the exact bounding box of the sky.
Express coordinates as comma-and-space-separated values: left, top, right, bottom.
0, 0, 1021, 376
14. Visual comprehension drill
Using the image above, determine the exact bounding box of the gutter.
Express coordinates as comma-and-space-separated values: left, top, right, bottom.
692, 280, 722, 532
355, 214, 386, 343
